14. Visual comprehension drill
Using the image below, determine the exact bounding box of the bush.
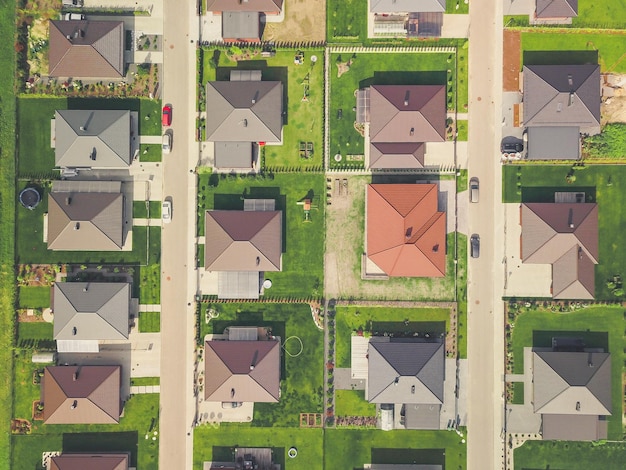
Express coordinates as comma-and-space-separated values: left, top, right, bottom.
583, 124, 626, 159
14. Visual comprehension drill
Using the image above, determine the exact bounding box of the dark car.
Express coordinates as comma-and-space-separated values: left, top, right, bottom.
162, 105, 172, 126
501, 141, 523, 153
470, 234, 480, 258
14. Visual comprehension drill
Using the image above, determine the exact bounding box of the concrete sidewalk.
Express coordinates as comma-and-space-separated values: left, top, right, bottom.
131, 385, 161, 394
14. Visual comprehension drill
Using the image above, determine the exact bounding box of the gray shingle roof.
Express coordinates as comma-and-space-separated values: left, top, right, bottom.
536, 0, 578, 18
205, 81, 283, 142
214, 141, 253, 169
55, 110, 131, 168
370, 0, 446, 13
53, 282, 130, 341
207, 0, 283, 13
523, 64, 600, 128
367, 338, 444, 404
369, 142, 425, 169
527, 127, 580, 160
222, 11, 260, 40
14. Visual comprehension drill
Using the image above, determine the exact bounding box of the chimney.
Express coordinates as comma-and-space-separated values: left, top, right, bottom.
568, 208, 574, 229
568, 74, 573, 87
231, 388, 236, 398
576, 401, 581, 411
65, 197, 71, 206
70, 400, 78, 410
256, 256, 260, 266
242, 119, 248, 128
83, 284, 88, 292
79, 126, 85, 131
588, 353, 594, 367
568, 92, 574, 107
405, 227, 413, 239
404, 90, 410, 106
72, 372, 77, 381
394, 376, 400, 386
410, 127, 415, 136
72, 326, 77, 335
252, 90, 259, 104
432, 244, 439, 253
557, 102, 562, 112
250, 364, 255, 370
74, 222, 80, 230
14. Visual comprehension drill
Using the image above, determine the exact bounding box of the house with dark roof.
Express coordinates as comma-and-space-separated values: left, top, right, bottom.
369, 0, 445, 37
46, 181, 125, 251
534, 0, 577, 22
53, 282, 131, 353
357, 85, 445, 169
523, 64, 600, 160
204, 327, 280, 403
366, 184, 446, 277
50, 453, 130, 470
521, 203, 598, 299
367, 338, 444, 430
54, 110, 132, 169
532, 350, 611, 440
207, 0, 283, 15
42, 365, 122, 424
49, 20, 125, 78
221, 11, 261, 42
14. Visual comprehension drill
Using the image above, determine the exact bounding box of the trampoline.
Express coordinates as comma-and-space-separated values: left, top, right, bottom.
19, 187, 41, 210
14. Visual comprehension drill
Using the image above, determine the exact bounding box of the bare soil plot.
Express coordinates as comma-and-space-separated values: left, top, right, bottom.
263, 0, 326, 42
503, 30, 521, 92
602, 74, 626, 125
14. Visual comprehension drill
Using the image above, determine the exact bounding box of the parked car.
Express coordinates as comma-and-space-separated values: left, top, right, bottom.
501, 141, 523, 153
63, 0, 84, 6
162, 105, 172, 126
470, 234, 480, 258
64, 13, 85, 20
162, 200, 172, 223
469, 177, 479, 203
162, 132, 172, 154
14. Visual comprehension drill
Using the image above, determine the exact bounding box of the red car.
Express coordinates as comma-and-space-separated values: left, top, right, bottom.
162, 105, 172, 126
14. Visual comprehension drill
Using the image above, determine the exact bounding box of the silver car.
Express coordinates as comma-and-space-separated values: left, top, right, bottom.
470, 177, 479, 203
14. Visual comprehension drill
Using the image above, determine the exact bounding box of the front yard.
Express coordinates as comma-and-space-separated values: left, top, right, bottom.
514, 440, 626, 470
196, 173, 325, 298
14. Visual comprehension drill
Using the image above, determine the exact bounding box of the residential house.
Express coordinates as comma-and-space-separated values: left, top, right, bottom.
204, 327, 280, 403
53, 282, 131, 353
533, 349, 611, 440
49, 20, 125, 78
521, 202, 598, 299
207, 1, 282, 43
54, 110, 132, 169
534, 0, 577, 23
367, 338, 445, 430
50, 453, 130, 470
357, 85, 446, 169
366, 184, 446, 277
370, 0, 445, 37
206, 71, 283, 169
46, 181, 126, 251
205, 202, 282, 298
207, 0, 283, 15
203, 447, 279, 470
42, 365, 122, 424
523, 64, 600, 160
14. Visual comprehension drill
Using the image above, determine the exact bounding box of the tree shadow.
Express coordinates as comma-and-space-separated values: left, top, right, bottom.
63, 431, 139, 466
523, 50, 598, 66
360, 70, 447, 89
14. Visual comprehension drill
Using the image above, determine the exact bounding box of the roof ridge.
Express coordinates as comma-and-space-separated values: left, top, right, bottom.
407, 211, 441, 245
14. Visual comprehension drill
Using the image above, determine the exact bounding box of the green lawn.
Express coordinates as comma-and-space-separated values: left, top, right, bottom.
509, 306, 624, 439
573, 0, 626, 28
327, 0, 367, 42
456, 169, 468, 192
511, 382, 524, 405
133, 200, 161, 219
139, 311, 160, 333
17, 96, 161, 176
456, 120, 468, 141
503, 164, 626, 299
329, 51, 456, 168
139, 144, 162, 162
521, 32, 626, 73
457, 233, 468, 359
200, 303, 323, 427
335, 306, 452, 369
197, 173, 324, 297
194, 425, 323, 470
323, 429, 466, 470
446, 0, 469, 13
335, 390, 376, 417
201, 49, 324, 169
130, 377, 160, 387
515, 440, 626, 470
17, 286, 50, 308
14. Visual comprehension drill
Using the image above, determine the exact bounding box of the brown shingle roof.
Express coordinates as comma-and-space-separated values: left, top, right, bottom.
204, 210, 282, 272
204, 340, 280, 402
207, 0, 283, 14
49, 21, 124, 78
367, 184, 446, 277
51, 454, 129, 470
43, 365, 121, 424
369, 85, 446, 144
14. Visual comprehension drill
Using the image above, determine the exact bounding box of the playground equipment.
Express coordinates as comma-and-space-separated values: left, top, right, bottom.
301, 73, 310, 102
296, 196, 320, 222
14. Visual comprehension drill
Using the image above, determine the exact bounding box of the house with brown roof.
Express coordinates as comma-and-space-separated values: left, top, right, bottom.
357, 85, 445, 169
521, 203, 598, 299
207, 0, 283, 14
366, 184, 446, 277
204, 327, 280, 403
369, 0, 446, 37
42, 365, 122, 424
534, 0, 577, 23
532, 349, 611, 440
46, 181, 126, 251
49, 20, 125, 78
50, 453, 130, 470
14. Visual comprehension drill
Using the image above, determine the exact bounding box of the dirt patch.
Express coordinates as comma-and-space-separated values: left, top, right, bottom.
337, 60, 352, 78
263, 0, 326, 42
503, 30, 521, 92
602, 74, 626, 125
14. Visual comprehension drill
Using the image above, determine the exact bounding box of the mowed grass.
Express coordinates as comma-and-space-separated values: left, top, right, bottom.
502, 164, 626, 299
133, 200, 161, 219
335, 306, 452, 368
138, 311, 160, 333
521, 32, 626, 73
17, 286, 50, 308
510, 306, 624, 439
335, 390, 376, 417
200, 303, 324, 427
574, 0, 626, 28
139, 144, 162, 162
515, 440, 626, 470
194, 425, 323, 470
197, 173, 324, 297
327, 0, 367, 42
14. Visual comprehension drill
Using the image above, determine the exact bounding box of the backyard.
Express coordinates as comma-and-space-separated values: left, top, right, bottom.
200, 48, 324, 169
199, 302, 324, 427
515, 440, 626, 470
335, 389, 376, 417
508, 305, 624, 439
326, 0, 367, 42
18, 286, 50, 308
573, 0, 626, 28
196, 173, 325, 298
502, 164, 626, 299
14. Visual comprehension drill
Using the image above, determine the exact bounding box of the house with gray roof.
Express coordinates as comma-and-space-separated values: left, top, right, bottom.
46, 180, 126, 252
535, 0, 577, 21
521, 203, 598, 299
53, 282, 131, 353
369, 1, 445, 37
54, 110, 132, 169
370, 0, 445, 12
533, 350, 611, 440
49, 20, 125, 78
50, 453, 130, 470
222, 11, 261, 42
367, 338, 444, 430
207, 0, 283, 15
523, 64, 600, 160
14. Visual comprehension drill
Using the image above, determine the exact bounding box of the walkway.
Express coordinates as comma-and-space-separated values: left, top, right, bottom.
131, 385, 161, 394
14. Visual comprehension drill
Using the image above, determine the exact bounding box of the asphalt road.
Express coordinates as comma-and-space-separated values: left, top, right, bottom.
466, 1, 506, 469
159, 1, 199, 469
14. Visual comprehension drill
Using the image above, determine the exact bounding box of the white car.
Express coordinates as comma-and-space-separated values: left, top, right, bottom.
162, 132, 172, 154
64, 13, 85, 20
161, 200, 172, 223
